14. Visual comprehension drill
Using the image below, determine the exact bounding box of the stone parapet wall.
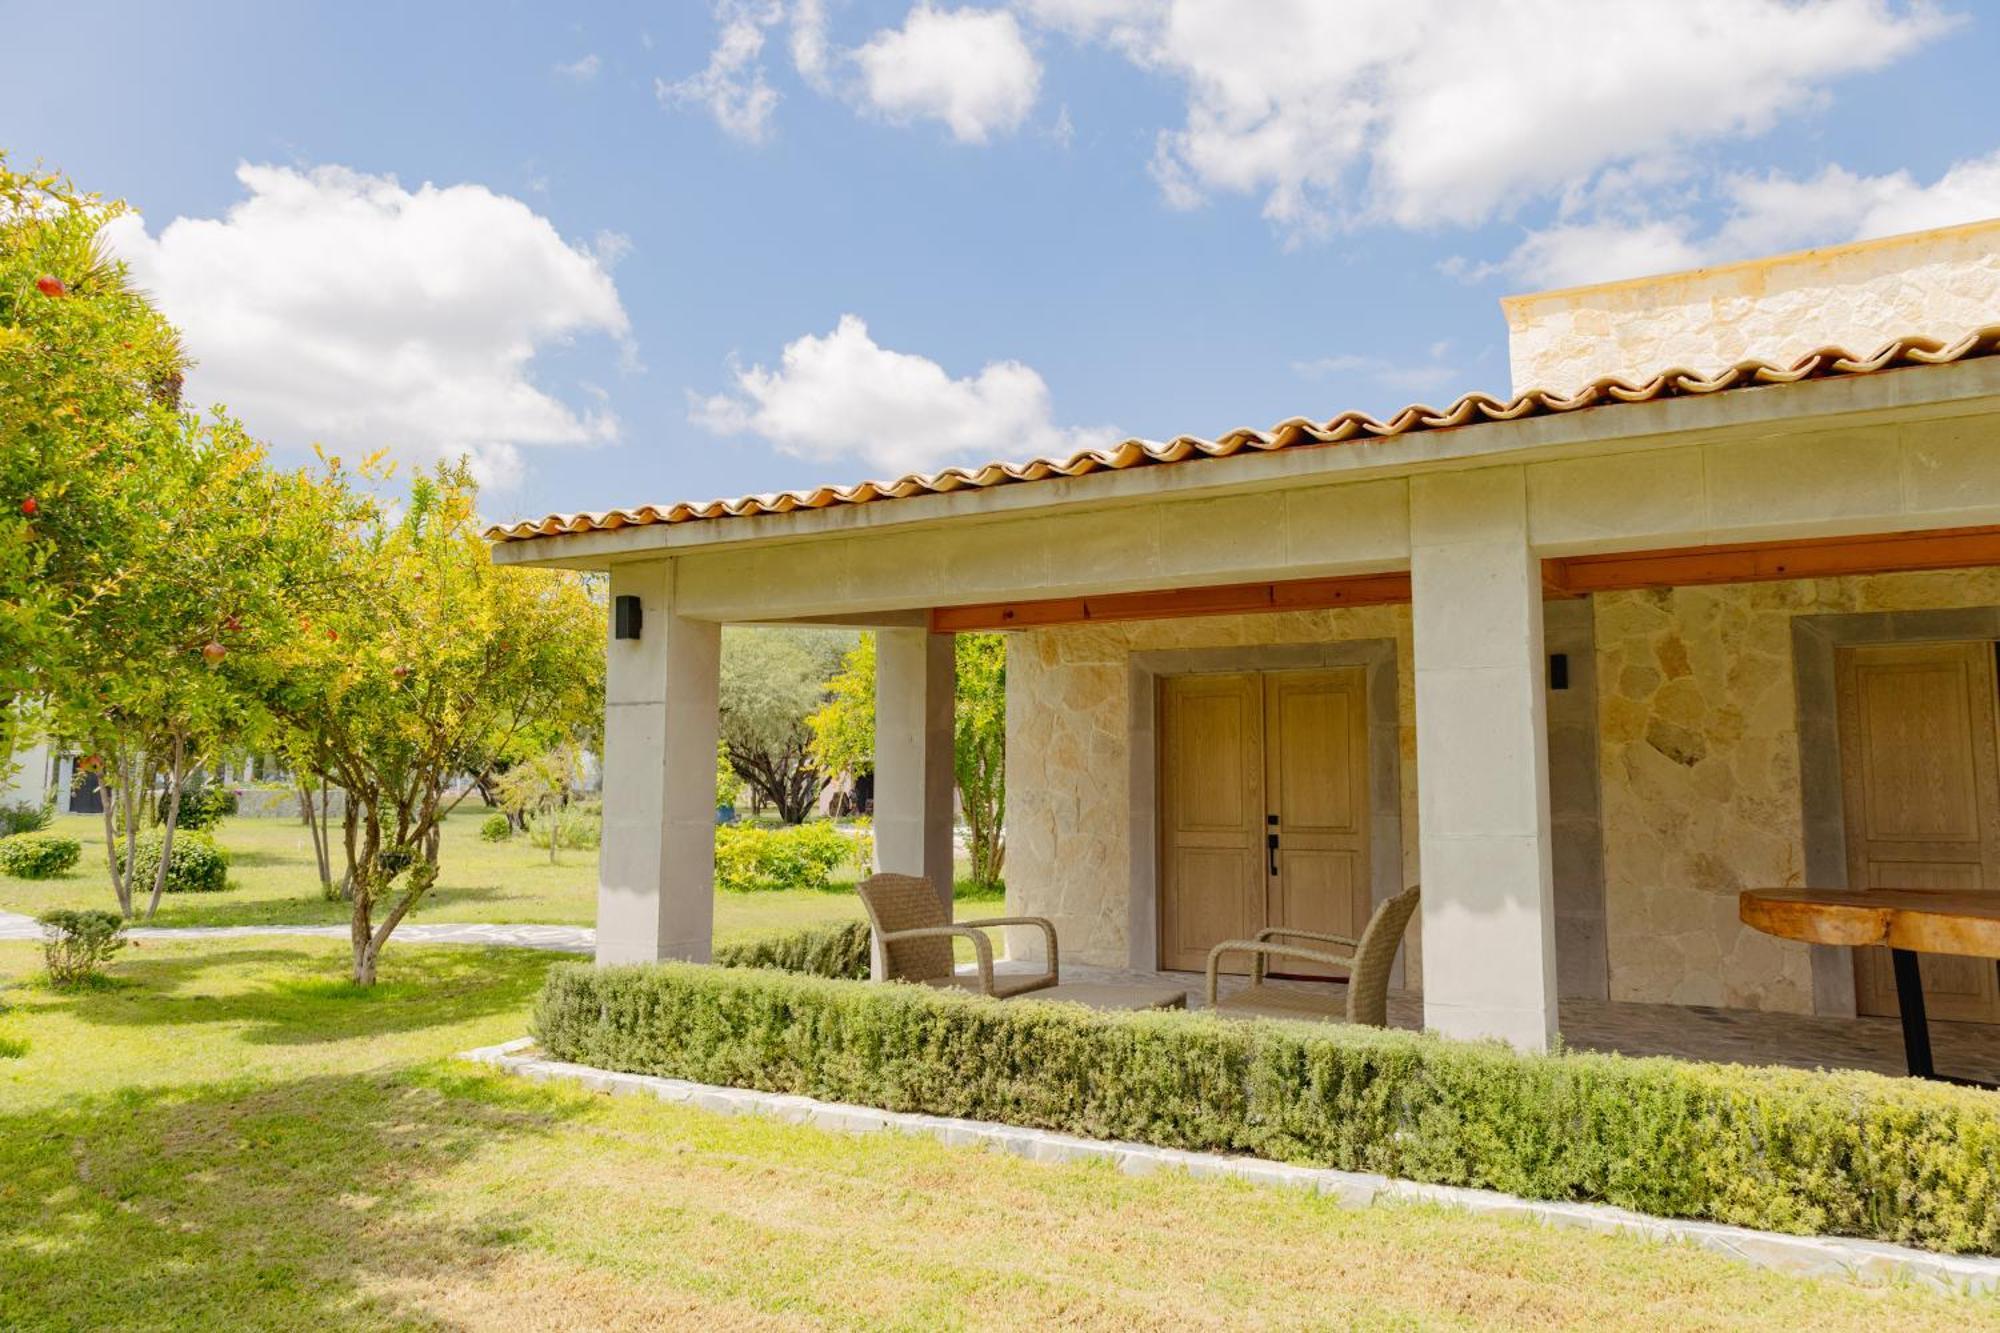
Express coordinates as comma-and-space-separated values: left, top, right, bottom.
1503, 219, 2000, 395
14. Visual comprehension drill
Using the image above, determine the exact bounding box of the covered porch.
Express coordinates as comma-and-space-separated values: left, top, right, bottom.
493, 335, 2000, 1073
487, 226, 2000, 1080
972, 957, 2000, 1084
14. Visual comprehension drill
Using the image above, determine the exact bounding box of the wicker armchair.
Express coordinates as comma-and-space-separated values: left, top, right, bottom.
1204, 885, 1420, 1026
855, 872, 1059, 998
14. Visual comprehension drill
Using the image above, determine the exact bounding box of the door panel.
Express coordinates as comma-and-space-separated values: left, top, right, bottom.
1264, 669, 1372, 977
1159, 674, 1265, 972
1839, 642, 2000, 1024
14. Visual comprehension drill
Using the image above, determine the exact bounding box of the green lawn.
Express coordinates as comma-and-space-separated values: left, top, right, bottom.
0, 807, 933, 945
2, 937, 1992, 1330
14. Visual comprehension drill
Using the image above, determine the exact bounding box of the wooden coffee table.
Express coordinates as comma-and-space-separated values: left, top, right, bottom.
1740, 888, 2000, 1085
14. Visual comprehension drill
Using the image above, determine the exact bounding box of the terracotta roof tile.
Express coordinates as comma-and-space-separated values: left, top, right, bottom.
486, 326, 2000, 543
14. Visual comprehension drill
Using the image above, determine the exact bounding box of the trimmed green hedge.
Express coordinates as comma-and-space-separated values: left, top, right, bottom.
711, 921, 871, 979
533, 962, 2000, 1254
130, 830, 230, 893
0, 833, 81, 879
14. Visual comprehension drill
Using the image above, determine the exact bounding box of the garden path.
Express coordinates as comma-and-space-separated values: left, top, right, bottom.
0, 908, 593, 952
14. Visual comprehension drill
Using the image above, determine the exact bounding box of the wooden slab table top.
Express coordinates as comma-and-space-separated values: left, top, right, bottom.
1739, 888, 2000, 1086
1739, 888, 2000, 957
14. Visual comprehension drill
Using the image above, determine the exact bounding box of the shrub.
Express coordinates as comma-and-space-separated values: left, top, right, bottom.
0, 799, 51, 837
712, 921, 871, 979
38, 909, 127, 986
534, 963, 2000, 1256
130, 830, 230, 893
0, 832, 81, 879
153, 786, 236, 831
528, 810, 601, 851
479, 812, 514, 842
714, 821, 868, 893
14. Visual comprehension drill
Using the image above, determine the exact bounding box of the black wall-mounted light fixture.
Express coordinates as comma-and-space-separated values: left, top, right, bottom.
1548, 652, 1570, 691
613, 595, 643, 641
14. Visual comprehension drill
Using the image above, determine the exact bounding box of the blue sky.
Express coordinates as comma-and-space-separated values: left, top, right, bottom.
5, 1, 2000, 525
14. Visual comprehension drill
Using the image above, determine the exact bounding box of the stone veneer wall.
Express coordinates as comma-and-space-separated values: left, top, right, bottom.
1005, 607, 1421, 981
1596, 569, 2000, 1013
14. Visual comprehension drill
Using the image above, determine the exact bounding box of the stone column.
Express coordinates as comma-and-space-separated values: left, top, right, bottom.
1410, 468, 1560, 1051
873, 628, 956, 909
596, 560, 721, 966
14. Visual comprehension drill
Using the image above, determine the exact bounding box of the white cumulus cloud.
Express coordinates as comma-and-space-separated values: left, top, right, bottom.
853, 5, 1041, 143
553, 53, 601, 81
103, 163, 631, 490
691, 315, 1118, 477
1029, 0, 1949, 241
666, 2, 1040, 145
658, 0, 785, 142
1492, 148, 2000, 288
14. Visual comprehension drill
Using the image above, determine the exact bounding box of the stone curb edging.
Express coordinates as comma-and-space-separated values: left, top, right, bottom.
461, 1036, 2000, 1297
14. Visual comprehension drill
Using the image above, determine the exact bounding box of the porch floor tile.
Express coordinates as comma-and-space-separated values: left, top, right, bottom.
990, 962, 2000, 1083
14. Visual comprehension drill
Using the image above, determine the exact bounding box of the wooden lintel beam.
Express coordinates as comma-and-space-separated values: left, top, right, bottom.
1541, 525, 2000, 596
927, 572, 1413, 634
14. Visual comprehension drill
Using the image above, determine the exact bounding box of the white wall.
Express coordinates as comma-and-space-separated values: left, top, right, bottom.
0, 740, 52, 810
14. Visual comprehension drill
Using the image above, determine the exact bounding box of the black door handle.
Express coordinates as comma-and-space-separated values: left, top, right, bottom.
1267, 832, 1279, 877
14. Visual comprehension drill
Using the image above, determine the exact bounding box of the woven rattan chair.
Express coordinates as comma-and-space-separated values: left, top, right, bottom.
855, 872, 1059, 998
1204, 885, 1420, 1026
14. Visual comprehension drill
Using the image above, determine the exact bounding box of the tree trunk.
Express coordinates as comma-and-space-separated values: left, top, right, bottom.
143, 735, 188, 923
339, 801, 359, 900
99, 794, 131, 919
348, 809, 381, 984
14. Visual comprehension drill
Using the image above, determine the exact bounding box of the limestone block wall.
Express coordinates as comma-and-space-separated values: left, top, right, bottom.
1503, 218, 2000, 395
1005, 607, 1420, 977
1595, 569, 2000, 1012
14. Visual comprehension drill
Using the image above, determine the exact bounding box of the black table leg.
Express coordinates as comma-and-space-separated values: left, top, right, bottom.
1891, 948, 1935, 1080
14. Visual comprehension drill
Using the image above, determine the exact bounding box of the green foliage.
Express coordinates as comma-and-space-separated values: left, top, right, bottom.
805, 633, 875, 780
536, 964, 2000, 1256
494, 744, 588, 864
713, 821, 869, 893
478, 812, 514, 842
248, 459, 605, 981
952, 634, 1007, 888
151, 785, 235, 831
0, 832, 81, 879
715, 740, 739, 809
528, 811, 600, 851
36, 908, 126, 986
130, 830, 230, 893
0, 155, 187, 763
711, 921, 872, 979
808, 632, 1008, 886
719, 627, 853, 823
0, 799, 51, 837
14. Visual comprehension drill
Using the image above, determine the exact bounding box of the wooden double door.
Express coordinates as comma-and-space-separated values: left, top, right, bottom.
1838, 641, 2000, 1024
1157, 668, 1372, 974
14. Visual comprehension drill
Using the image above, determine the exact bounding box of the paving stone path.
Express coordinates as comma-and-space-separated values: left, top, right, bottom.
0, 908, 593, 952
